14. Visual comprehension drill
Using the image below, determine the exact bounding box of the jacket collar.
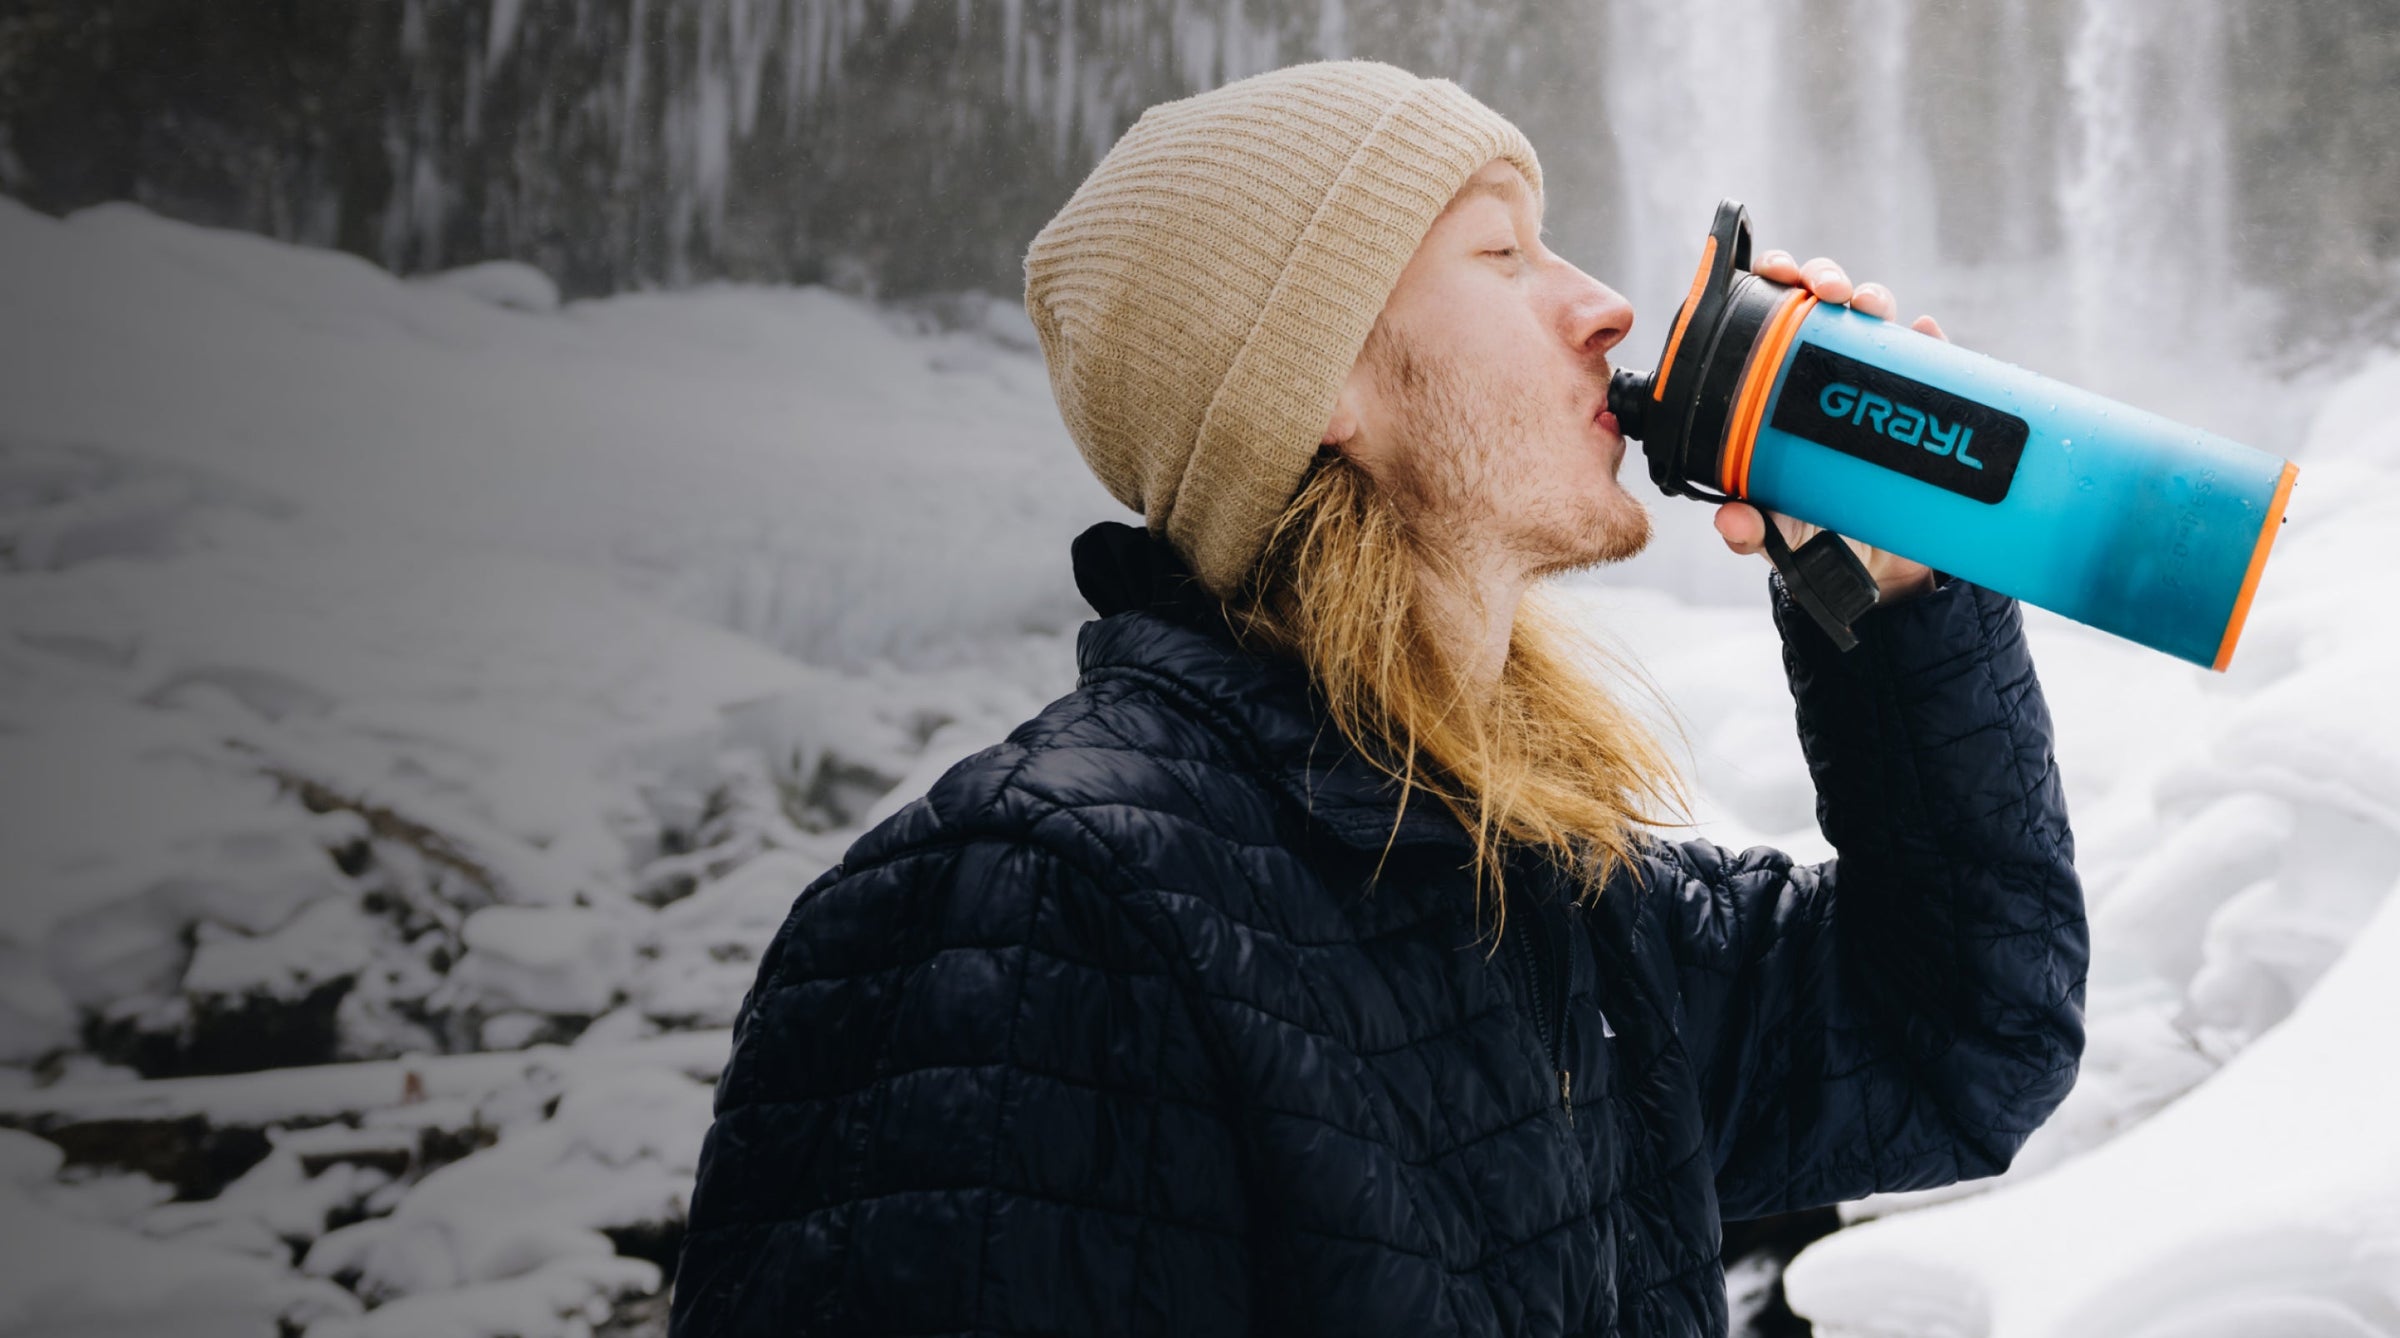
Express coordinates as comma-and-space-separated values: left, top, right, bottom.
1070, 521, 1472, 854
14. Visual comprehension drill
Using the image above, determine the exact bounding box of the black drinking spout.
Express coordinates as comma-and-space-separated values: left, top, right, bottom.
1607, 367, 1652, 440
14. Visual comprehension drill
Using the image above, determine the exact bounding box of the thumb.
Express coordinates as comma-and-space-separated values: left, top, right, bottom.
1714, 501, 1766, 554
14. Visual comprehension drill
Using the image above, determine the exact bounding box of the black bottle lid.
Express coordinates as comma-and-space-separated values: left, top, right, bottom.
1607, 198, 1796, 504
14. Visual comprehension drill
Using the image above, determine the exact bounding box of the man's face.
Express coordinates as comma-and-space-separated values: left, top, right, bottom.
1326, 159, 1649, 577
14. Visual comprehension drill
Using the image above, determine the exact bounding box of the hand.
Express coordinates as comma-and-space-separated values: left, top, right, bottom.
1711, 250, 1944, 605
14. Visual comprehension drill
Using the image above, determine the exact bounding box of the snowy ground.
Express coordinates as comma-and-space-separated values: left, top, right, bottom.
0, 198, 2392, 1337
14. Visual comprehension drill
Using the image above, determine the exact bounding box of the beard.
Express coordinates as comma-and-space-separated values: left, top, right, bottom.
1366, 324, 1653, 578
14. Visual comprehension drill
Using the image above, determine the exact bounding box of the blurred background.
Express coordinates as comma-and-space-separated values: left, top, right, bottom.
2, 2, 2398, 1336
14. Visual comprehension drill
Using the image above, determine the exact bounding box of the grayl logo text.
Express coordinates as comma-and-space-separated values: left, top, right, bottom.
1768, 342, 2028, 505
1816, 382, 1982, 468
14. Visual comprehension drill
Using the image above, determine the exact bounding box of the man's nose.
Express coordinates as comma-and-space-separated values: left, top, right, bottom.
1565, 270, 1635, 361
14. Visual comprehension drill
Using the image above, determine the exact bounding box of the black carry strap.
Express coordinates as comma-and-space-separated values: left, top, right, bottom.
1759, 519, 1880, 652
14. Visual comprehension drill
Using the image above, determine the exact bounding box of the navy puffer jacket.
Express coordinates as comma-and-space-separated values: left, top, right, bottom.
670, 522, 2087, 1337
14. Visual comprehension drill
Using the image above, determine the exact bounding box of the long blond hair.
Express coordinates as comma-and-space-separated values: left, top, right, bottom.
1223, 450, 1689, 943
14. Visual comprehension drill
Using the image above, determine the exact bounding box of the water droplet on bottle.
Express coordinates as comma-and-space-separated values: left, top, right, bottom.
2047, 402, 2058, 412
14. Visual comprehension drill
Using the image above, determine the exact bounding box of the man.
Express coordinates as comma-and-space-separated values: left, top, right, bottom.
670, 60, 2085, 1337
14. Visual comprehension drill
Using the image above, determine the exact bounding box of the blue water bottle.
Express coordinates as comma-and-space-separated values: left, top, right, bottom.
1605, 200, 2298, 670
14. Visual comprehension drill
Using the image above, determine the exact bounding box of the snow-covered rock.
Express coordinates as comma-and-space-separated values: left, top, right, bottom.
446, 906, 635, 1020
300, 1067, 706, 1322
0, 1129, 362, 1337
0, 198, 1099, 1331
416, 260, 563, 314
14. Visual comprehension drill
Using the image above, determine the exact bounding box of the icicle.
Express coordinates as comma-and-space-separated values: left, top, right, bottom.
805, 0, 825, 105
1002, 0, 1024, 109
1172, 0, 1217, 92
411, 151, 447, 271
401, 0, 428, 59
1218, 0, 1239, 84
487, 0, 526, 66
463, 40, 484, 144
1079, 38, 1114, 166
1315, 0, 1346, 61
730, 0, 775, 137
620, 0, 651, 173
1022, 1, 1045, 122
781, 0, 805, 131
695, 0, 734, 239
1052, 0, 1078, 168
842, 0, 867, 90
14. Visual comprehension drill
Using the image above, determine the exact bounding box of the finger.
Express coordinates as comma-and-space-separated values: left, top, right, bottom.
1851, 281, 1898, 322
1799, 256, 1854, 305
1713, 501, 1766, 555
1754, 249, 1802, 285
1911, 313, 1949, 342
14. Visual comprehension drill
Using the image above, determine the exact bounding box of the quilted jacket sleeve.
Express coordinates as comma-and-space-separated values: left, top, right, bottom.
1644, 573, 2089, 1220
668, 824, 1250, 1336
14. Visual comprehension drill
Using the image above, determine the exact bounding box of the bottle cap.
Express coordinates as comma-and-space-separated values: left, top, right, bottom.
1606, 199, 1801, 503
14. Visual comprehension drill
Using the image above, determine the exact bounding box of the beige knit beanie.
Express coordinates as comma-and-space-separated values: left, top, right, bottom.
1023, 60, 1543, 599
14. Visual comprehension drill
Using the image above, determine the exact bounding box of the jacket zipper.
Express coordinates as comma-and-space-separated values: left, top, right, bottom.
1508, 894, 1574, 1126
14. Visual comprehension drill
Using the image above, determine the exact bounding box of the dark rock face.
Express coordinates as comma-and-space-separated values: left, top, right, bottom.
34, 1114, 275, 1200
4, 1, 2396, 334
0, 0, 1617, 299
85, 978, 356, 1080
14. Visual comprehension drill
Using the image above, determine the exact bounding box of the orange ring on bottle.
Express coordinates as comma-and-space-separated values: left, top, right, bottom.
1720, 291, 1818, 497
2210, 460, 2299, 671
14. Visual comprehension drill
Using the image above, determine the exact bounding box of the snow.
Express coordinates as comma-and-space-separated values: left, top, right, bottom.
4, 1032, 731, 1130
415, 259, 561, 313
0, 1130, 362, 1336
0, 193, 2391, 1336
0, 191, 1096, 1080
445, 906, 637, 1018
184, 895, 386, 1002
0, 195, 1092, 1334
0, 197, 1107, 669
299, 1066, 705, 1324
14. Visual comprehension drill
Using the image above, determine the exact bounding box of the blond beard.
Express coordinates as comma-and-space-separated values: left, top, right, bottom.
1365, 324, 1653, 578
